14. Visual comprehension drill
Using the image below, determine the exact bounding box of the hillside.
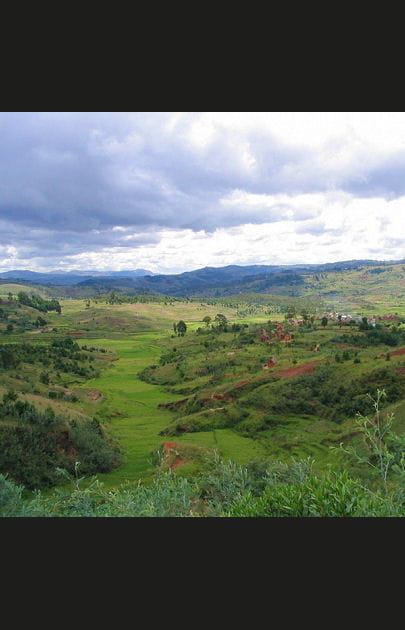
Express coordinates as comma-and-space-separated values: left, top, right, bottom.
2, 296, 405, 516
0, 268, 154, 286
1, 265, 405, 517
1, 259, 405, 305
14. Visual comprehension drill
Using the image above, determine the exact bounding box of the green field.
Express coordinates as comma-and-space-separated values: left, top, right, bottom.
2, 287, 405, 496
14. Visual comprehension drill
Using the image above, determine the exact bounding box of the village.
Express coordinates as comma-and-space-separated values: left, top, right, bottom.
257, 312, 400, 370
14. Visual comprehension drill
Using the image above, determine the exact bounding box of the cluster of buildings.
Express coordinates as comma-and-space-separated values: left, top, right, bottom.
259, 312, 399, 345
324, 312, 353, 321
259, 323, 293, 343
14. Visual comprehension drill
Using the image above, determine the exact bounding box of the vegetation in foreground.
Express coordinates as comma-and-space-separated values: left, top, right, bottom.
1, 283, 405, 516
1, 389, 404, 517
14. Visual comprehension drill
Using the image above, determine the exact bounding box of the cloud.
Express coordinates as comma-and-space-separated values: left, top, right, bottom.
1, 112, 405, 272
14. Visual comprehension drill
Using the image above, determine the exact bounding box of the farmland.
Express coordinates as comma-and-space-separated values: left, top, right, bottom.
2, 267, 405, 515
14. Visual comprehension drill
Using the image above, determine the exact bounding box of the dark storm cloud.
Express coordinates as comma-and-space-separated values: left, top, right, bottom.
0, 112, 304, 266
0, 218, 160, 259
0, 112, 404, 267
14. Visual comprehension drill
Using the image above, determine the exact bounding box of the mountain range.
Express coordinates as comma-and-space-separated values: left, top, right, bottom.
0, 268, 154, 286
0, 259, 403, 299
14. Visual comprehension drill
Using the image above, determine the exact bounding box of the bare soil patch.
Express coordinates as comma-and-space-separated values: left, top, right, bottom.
88, 389, 103, 401
388, 348, 405, 356
270, 359, 327, 379
162, 441, 186, 470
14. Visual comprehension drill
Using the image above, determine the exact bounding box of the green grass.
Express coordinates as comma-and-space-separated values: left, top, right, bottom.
0, 284, 48, 297
73, 333, 271, 488
3, 293, 405, 495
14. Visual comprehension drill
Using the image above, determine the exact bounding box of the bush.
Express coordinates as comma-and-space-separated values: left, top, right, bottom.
0, 398, 121, 489
68, 419, 122, 475
225, 471, 402, 517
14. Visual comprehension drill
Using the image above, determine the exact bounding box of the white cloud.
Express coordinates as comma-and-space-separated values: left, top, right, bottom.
1, 112, 405, 272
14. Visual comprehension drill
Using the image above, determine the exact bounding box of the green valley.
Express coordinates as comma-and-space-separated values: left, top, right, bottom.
2, 261, 405, 516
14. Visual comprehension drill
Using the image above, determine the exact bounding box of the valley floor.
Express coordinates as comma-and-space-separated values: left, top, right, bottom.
82, 333, 268, 489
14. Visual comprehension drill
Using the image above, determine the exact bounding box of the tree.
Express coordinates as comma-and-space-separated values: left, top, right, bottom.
301, 309, 309, 322
40, 372, 50, 385
176, 320, 187, 336
214, 314, 228, 331
202, 316, 211, 327
285, 305, 296, 320
17, 291, 30, 306
359, 316, 369, 331
266, 320, 277, 333
321, 317, 328, 328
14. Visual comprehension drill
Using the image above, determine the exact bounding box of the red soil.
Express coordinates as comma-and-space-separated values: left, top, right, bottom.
162, 441, 186, 471
88, 389, 102, 401
388, 348, 405, 356
270, 359, 327, 379
170, 458, 186, 470
163, 441, 178, 450
211, 393, 233, 402
233, 379, 253, 389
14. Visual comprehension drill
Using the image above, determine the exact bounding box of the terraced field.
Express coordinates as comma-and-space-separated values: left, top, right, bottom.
80, 333, 268, 488
3, 292, 405, 494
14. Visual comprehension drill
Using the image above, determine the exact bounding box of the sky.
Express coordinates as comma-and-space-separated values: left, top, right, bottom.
1, 111, 405, 274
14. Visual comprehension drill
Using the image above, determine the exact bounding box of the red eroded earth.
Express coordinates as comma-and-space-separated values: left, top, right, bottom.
162, 441, 185, 471
270, 359, 327, 379
388, 348, 405, 356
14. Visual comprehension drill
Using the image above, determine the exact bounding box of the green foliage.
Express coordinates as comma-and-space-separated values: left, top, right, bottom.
214, 313, 228, 331
40, 371, 50, 385
2, 451, 403, 517
224, 471, 399, 517
176, 320, 187, 336
68, 418, 122, 475
241, 364, 405, 425
332, 389, 405, 491
17, 291, 61, 313
0, 397, 121, 490
0, 337, 99, 382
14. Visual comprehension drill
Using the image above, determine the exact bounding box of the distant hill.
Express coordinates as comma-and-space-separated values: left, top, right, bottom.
1, 259, 404, 303
74, 259, 401, 297
0, 268, 154, 286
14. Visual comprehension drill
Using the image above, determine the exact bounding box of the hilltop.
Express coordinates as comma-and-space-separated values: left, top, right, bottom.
1, 259, 405, 312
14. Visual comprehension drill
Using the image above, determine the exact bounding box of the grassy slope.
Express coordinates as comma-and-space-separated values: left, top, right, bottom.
75, 334, 267, 489
0, 283, 49, 298
24, 299, 269, 489
3, 289, 405, 492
